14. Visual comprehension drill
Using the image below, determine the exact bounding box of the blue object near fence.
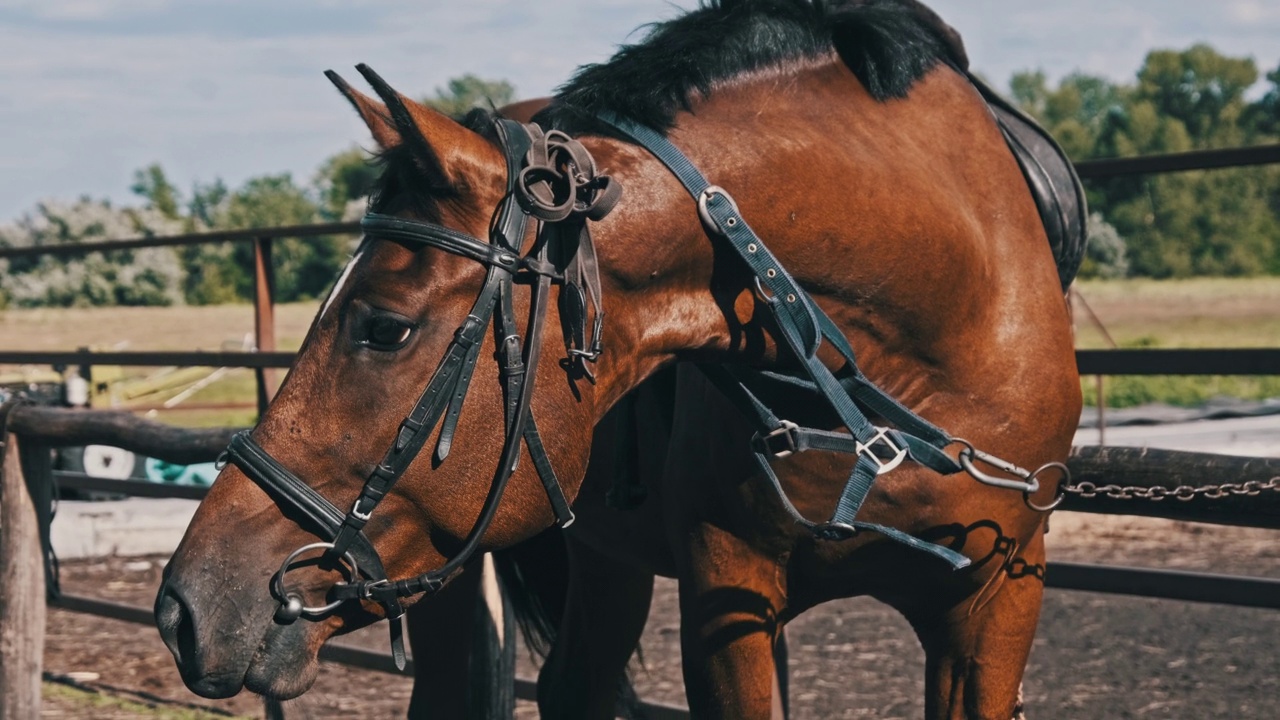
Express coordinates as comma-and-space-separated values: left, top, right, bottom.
144, 457, 218, 487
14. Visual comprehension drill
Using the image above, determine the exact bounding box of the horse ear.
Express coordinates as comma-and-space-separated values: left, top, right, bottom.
354, 64, 498, 191
325, 70, 401, 151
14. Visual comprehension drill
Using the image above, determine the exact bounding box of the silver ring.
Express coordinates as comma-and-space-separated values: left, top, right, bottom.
271, 542, 359, 618
1024, 462, 1070, 513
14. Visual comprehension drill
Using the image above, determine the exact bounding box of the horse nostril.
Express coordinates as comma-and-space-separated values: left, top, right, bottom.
155, 583, 198, 668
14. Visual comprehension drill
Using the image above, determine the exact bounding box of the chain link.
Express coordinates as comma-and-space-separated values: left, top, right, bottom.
1065, 476, 1280, 501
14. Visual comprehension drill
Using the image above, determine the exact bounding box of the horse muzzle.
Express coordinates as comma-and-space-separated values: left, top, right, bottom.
155, 551, 328, 699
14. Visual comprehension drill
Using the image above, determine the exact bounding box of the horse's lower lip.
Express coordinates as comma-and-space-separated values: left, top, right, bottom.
182, 670, 248, 700
240, 620, 323, 700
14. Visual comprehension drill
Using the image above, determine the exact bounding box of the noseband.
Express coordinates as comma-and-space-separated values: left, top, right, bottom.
224, 118, 619, 667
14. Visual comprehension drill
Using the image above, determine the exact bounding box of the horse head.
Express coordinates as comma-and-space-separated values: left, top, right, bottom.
153, 65, 735, 698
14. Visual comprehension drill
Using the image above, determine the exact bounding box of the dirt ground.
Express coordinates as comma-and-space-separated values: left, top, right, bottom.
41, 511, 1280, 719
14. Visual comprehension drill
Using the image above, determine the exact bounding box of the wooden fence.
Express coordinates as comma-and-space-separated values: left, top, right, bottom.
1, 143, 1279, 717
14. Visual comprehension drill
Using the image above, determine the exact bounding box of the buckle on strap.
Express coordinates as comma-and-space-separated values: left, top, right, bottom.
755, 420, 800, 459
856, 427, 907, 476
351, 498, 374, 522
358, 578, 394, 602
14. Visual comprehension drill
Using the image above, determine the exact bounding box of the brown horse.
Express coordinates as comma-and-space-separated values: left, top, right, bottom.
156, 1, 1080, 717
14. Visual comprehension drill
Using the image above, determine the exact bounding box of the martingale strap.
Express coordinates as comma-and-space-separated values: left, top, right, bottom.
595, 111, 970, 568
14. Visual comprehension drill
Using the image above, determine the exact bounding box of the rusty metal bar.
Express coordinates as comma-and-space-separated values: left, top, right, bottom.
6, 348, 1278, 376
1062, 446, 1280, 528
1045, 562, 1280, 609
0, 222, 359, 261
0, 350, 294, 369
53, 472, 209, 501
1075, 144, 1280, 179
253, 237, 277, 417
1076, 348, 1280, 376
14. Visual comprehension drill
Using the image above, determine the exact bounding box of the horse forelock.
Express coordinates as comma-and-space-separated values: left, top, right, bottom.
545, 0, 967, 134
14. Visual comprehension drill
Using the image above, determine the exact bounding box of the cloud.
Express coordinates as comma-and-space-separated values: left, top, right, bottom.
1228, 1, 1280, 24
934, 0, 1280, 84
2, 0, 173, 22
1, 0, 1276, 222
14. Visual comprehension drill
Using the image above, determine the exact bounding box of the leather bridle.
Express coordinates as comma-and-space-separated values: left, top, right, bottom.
223, 118, 618, 668
219, 109, 1069, 669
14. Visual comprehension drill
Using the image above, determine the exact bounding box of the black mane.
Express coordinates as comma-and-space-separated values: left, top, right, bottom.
544, 0, 965, 133
369, 1, 965, 215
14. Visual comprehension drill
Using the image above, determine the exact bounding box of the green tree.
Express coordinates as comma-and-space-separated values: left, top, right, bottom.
1245, 64, 1280, 139
0, 198, 185, 307
131, 164, 183, 220
1135, 45, 1257, 146
423, 74, 516, 116
314, 147, 377, 221
188, 179, 228, 229
1011, 71, 1126, 161
1078, 213, 1129, 279
182, 174, 349, 305
1025, 46, 1280, 278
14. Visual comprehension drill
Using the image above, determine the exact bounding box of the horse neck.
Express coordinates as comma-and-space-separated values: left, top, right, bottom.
577, 61, 1048, 418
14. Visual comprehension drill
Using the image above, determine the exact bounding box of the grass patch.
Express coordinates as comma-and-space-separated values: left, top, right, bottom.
1073, 278, 1280, 408
2, 281, 1277, 414
43, 679, 249, 719
1073, 277, 1280, 349
1081, 374, 1280, 408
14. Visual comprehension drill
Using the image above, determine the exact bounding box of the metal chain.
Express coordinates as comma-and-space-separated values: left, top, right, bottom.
1064, 476, 1280, 501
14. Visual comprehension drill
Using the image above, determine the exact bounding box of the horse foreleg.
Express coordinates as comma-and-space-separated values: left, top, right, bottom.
677, 522, 786, 720
406, 556, 514, 719
536, 535, 654, 719
905, 532, 1046, 720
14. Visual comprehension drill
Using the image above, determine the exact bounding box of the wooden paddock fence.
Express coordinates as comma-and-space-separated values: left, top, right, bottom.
1, 143, 1278, 718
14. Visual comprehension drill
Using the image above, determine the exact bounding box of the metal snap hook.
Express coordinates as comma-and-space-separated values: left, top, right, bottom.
952, 439, 1041, 495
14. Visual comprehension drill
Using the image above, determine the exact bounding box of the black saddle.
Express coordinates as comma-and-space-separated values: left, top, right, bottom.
970, 74, 1089, 290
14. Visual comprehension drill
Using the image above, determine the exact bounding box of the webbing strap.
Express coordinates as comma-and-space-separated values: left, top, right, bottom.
595, 112, 965, 559
699, 366, 968, 569
598, 112, 821, 356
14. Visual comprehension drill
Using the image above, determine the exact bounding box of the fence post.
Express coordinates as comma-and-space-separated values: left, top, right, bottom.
0, 412, 48, 719
253, 236, 277, 418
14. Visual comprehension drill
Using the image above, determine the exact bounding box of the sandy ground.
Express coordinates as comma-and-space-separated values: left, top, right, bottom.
41, 511, 1280, 719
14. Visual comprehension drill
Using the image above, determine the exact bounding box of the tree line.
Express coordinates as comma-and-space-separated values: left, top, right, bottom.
1013, 45, 1279, 279
0, 76, 514, 309
1, 47, 1277, 308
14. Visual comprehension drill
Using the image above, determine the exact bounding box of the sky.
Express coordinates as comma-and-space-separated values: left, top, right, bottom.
1, 0, 1277, 223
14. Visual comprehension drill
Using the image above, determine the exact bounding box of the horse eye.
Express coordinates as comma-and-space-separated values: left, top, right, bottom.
361, 315, 414, 351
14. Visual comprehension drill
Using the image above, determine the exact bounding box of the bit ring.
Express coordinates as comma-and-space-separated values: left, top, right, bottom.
271, 542, 359, 620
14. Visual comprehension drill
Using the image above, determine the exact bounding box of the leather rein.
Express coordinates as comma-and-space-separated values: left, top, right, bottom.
224, 118, 617, 668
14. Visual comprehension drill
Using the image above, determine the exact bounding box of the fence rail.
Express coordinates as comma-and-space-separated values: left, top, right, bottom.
0, 350, 296, 369
0, 222, 360, 261
6, 347, 1280, 378
3, 140, 1280, 717
1074, 144, 1280, 179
